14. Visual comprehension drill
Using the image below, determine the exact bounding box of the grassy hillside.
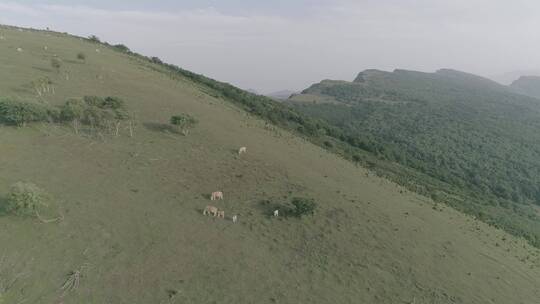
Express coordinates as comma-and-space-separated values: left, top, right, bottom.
0, 25, 539, 303
289, 69, 540, 247
511, 75, 540, 98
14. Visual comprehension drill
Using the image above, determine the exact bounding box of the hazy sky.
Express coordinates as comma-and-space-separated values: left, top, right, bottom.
1, 0, 540, 93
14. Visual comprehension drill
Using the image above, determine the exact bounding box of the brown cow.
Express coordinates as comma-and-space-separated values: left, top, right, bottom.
203, 205, 218, 217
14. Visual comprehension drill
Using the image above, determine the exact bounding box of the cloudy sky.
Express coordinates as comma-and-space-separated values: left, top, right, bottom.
1, 0, 540, 93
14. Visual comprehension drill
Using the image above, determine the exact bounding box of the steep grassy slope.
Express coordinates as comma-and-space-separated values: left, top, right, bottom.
511, 75, 540, 99
289, 69, 540, 247
0, 26, 539, 303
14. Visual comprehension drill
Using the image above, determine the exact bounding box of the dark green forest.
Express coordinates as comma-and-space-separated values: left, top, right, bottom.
289, 69, 540, 247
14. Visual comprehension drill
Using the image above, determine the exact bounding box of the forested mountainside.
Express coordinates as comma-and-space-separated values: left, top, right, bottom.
511, 75, 540, 99
289, 69, 540, 247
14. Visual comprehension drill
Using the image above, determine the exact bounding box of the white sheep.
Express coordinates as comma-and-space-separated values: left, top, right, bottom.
273, 210, 279, 217
232, 215, 238, 223
238, 147, 247, 155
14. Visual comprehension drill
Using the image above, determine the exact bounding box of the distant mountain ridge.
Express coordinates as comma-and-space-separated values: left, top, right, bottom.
510, 75, 540, 99
289, 68, 540, 247
490, 70, 540, 85
266, 89, 298, 100
299, 68, 524, 106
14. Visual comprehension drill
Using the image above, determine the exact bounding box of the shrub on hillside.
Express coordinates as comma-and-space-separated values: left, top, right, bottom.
0, 99, 51, 127
83, 96, 125, 111
101, 96, 126, 111
263, 197, 317, 218
83, 105, 115, 128
113, 44, 130, 53
82, 95, 104, 107
60, 99, 85, 121
81, 96, 128, 120
290, 197, 317, 218
88, 35, 100, 43
5, 182, 47, 216
85, 96, 129, 126
151, 57, 163, 64
59, 96, 131, 134
60, 99, 86, 133
170, 114, 197, 135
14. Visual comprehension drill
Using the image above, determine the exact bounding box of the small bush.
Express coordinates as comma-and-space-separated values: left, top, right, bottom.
83, 96, 125, 110
261, 197, 317, 218
88, 35, 100, 43
113, 44, 130, 53
82, 96, 128, 120
290, 197, 317, 218
77, 52, 86, 61
83, 105, 114, 128
5, 182, 46, 216
60, 99, 85, 121
59, 96, 130, 134
82, 95, 104, 107
170, 114, 197, 135
0, 99, 51, 127
151, 57, 163, 64
60, 99, 86, 133
45, 106, 61, 123
101, 96, 125, 110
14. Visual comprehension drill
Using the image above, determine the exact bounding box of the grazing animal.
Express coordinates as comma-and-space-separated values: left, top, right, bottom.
203, 205, 218, 217
273, 210, 279, 217
238, 147, 247, 155
43, 46, 48, 50
211, 191, 224, 201
16, 47, 22, 52
95, 48, 100, 53
232, 215, 237, 223
217, 210, 225, 218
